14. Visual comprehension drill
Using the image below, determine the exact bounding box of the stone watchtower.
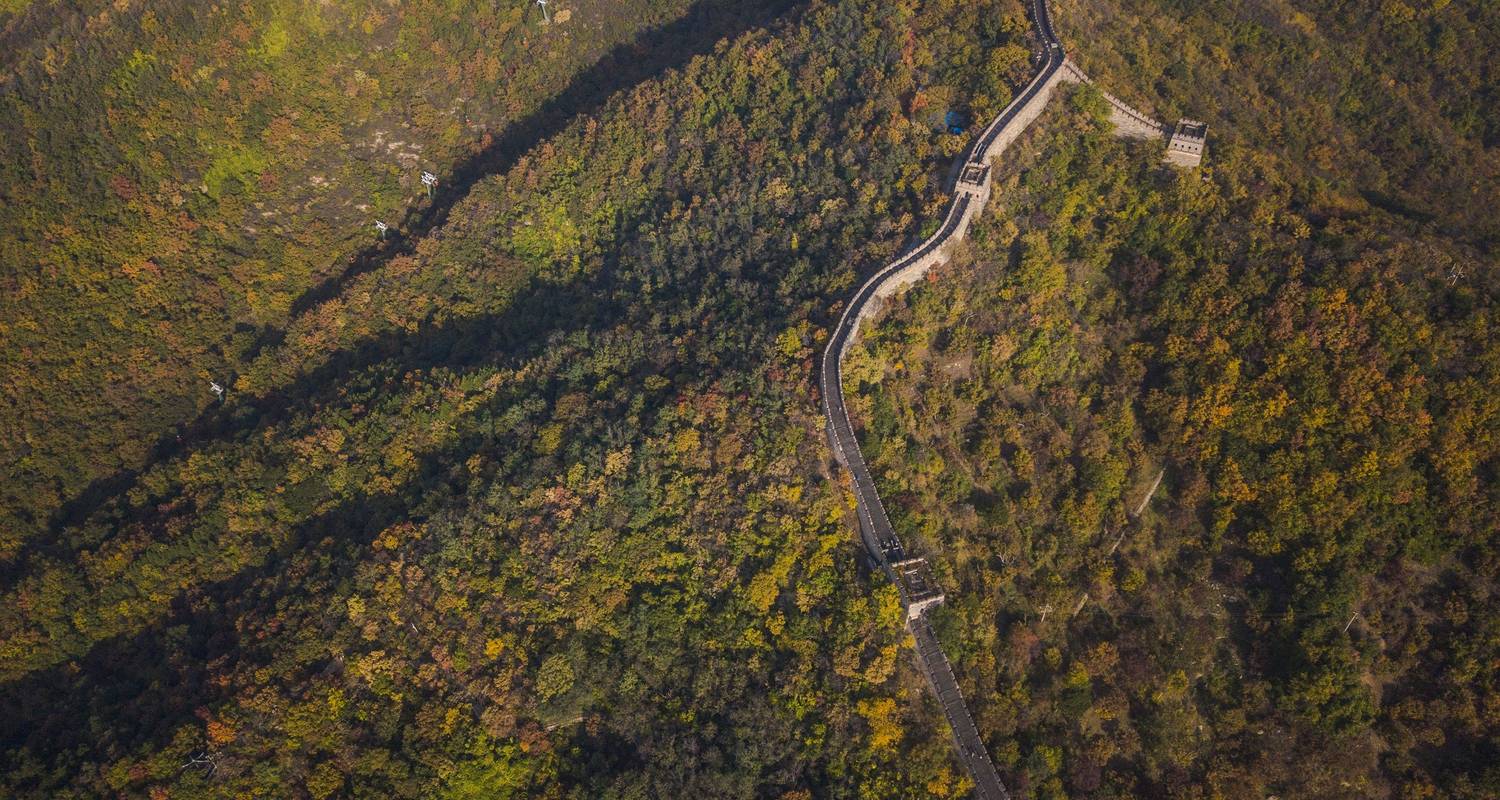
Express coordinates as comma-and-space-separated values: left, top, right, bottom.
891, 557, 946, 622
956, 161, 992, 206
954, 161, 993, 238
1165, 119, 1208, 167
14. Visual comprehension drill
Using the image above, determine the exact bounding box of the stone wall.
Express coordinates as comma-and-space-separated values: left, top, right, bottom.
1059, 59, 1168, 139
842, 62, 1072, 339
845, 194, 979, 348
976, 66, 1071, 165
869, 209, 969, 302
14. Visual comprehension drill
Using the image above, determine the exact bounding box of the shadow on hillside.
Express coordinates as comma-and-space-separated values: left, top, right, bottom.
10, 265, 616, 584
36, 0, 805, 560
1, 159, 813, 776
0, 263, 641, 786
278, 0, 802, 325
1, 491, 419, 789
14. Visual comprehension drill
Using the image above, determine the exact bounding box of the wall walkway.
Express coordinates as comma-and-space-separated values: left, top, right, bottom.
819, 1, 1207, 797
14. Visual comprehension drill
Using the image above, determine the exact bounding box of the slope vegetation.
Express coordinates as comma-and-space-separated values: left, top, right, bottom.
0, 0, 790, 560
1, 0, 1040, 795
847, 42, 1497, 800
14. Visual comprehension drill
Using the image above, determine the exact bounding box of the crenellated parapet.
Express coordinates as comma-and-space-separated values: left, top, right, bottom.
1059, 58, 1207, 166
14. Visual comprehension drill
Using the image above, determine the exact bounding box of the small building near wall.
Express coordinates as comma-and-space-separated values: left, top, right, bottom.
1060, 59, 1209, 168
1165, 119, 1208, 167
957, 162, 990, 194
892, 557, 946, 622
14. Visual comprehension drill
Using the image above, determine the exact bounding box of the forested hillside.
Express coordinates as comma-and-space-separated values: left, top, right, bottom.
1055, 0, 1500, 243
5, 0, 1498, 796
0, 0, 792, 560
844, 5, 1498, 796
1, 0, 1039, 795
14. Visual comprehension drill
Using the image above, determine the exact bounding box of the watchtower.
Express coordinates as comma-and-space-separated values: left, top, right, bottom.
892, 557, 946, 621
1165, 119, 1208, 167
957, 161, 991, 205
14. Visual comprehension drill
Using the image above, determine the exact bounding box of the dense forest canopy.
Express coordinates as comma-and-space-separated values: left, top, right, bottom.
1, 0, 1497, 796
1055, 0, 1500, 243
0, 0, 779, 558
843, 0, 1499, 794
2, 0, 1036, 795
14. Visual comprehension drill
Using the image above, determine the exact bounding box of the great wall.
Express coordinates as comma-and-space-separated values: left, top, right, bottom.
1059, 59, 1208, 166
818, 0, 1205, 797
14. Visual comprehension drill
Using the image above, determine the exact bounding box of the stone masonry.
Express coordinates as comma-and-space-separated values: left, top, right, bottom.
1059, 58, 1207, 166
